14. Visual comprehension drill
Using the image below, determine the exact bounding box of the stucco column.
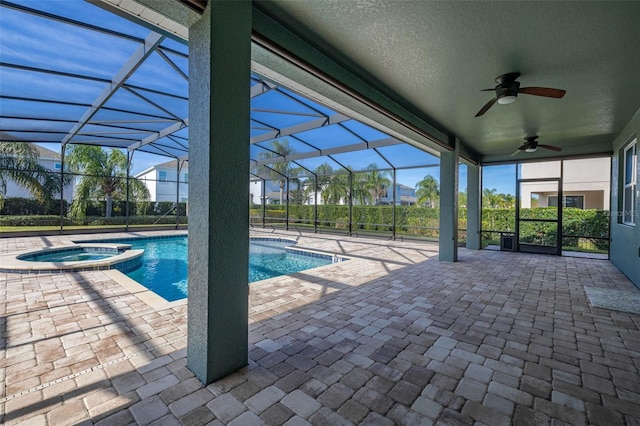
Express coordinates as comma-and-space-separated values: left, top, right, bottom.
187, 1, 251, 384
439, 139, 459, 261
466, 163, 481, 250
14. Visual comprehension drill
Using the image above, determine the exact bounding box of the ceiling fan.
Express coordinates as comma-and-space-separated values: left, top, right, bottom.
475, 72, 566, 117
511, 136, 562, 156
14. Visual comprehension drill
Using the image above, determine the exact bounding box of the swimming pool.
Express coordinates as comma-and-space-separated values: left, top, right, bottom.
20, 247, 119, 262
84, 236, 339, 301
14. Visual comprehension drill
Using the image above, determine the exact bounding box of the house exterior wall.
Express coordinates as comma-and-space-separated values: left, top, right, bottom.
380, 184, 416, 205
610, 107, 640, 289
249, 181, 262, 205
137, 166, 188, 202
3, 153, 74, 202
249, 180, 284, 205
520, 158, 610, 209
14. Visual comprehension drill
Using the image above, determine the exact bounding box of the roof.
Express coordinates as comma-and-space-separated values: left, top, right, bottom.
134, 159, 189, 177
0, 1, 440, 181
33, 144, 60, 160
256, 1, 640, 163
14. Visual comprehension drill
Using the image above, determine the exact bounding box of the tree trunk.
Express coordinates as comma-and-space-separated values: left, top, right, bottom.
279, 180, 284, 205
106, 195, 113, 218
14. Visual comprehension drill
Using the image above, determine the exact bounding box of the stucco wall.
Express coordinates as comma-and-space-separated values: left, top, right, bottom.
520, 158, 610, 209
610, 107, 640, 289
4, 157, 74, 201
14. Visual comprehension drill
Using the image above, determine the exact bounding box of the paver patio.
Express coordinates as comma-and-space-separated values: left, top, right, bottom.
1, 229, 639, 425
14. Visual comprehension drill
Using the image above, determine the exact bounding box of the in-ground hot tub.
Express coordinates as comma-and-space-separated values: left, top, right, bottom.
0, 243, 144, 274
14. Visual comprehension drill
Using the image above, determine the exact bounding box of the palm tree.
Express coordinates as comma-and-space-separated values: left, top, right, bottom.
502, 193, 515, 208
416, 174, 440, 207
361, 163, 391, 205
257, 138, 299, 205
0, 142, 64, 210
323, 172, 350, 204
65, 145, 149, 218
482, 188, 500, 208
305, 163, 334, 204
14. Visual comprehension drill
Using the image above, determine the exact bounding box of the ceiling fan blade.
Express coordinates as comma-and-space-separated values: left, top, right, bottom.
475, 98, 497, 117
538, 144, 562, 152
510, 149, 523, 157
480, 88, 495, 92
519, 87, 566, 98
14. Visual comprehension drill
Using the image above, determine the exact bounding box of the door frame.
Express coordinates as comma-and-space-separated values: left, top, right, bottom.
515, 177, 563, 255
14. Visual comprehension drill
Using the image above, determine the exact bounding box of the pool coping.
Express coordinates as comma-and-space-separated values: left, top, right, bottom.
107, 237, 351, 308
0, 243, 145, 274
0, 234, 350, 310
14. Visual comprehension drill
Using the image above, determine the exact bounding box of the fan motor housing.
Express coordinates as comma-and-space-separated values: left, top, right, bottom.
496, 81, 520, 103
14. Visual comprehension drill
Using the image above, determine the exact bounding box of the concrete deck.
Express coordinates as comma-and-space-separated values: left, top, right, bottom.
1, 229, 639, 425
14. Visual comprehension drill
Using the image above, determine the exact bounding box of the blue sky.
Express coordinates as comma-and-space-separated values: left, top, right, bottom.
482, 164, 516, 195
5, 0, 515, 195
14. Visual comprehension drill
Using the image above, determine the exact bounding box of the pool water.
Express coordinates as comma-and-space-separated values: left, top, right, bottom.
108, 236, 332, 302
27, 252, 115, 262
249, 240, 331, 282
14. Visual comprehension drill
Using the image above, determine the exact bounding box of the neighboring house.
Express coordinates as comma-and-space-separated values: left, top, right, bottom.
520, 157, 610, 210
250, 180, 288, 205
2, 143, 74, 201
380, 184, 417, 206
135, 160, 189, 202
250, 180, 417, 206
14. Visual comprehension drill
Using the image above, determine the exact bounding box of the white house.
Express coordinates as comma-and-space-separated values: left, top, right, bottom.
520, 157, 610, 210
135, 159, 189, 202
250, 178, 417, 206
2, 143, 74, 201
380, 183, 417, 206
249, 180, 289, 205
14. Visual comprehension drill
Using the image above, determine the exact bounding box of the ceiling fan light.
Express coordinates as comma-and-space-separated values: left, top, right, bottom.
497, 95, 517, 105
525, 146, 537, 153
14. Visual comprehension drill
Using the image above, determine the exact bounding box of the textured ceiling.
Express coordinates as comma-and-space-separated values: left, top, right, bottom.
255, 1, 640, 163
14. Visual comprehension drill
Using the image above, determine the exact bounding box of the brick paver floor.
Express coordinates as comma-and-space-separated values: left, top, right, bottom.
1, 229, 639, 425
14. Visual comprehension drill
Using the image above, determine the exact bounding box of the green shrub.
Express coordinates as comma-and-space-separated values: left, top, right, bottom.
0, 197, 68, 216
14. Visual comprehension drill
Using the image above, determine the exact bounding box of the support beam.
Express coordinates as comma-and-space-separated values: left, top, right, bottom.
59, 147, 66, 233
250, 137, 401, 167
250, 112, 349, 144
128, 119, 188, 151
466, 163, 481, 250
62, 31, 165, 146
187, 1, 251, 385
439, 137, 459, 262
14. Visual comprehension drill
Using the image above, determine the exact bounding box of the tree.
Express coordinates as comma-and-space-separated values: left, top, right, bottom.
416, 174, 440, 208
502, 193, 515, 209
65, 145, 149, 218
257, 138, 299, 205
0, 142, 65, 210
482, 188, 515, 209
304, 163, 334, 204
360, 163, 391, 205
323, 172, 350, 204
458, 191, 468, 209
482, 188, 498, 208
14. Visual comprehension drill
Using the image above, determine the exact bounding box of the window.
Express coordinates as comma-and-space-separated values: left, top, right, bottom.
183, 173, 188, 183
549, 195, 584, 209
54, 163, 61, 170
159, 171, 167, 182
622, 138, 637, 225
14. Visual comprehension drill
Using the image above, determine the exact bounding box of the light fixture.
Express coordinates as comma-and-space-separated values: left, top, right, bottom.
525, 146, 537, 153
497, 95, 517, 105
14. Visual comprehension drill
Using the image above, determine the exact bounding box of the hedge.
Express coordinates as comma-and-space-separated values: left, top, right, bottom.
3, 199, 608, 249
250, 204, 608, 246
0, 197, 68, 216
0, 215, 188, 227
1, 197, 187, 218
